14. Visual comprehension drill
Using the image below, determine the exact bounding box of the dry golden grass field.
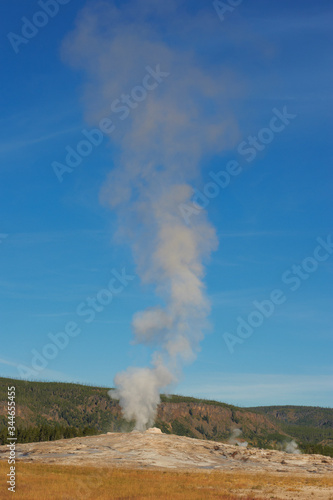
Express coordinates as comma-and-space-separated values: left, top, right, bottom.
1, 462, 333, 500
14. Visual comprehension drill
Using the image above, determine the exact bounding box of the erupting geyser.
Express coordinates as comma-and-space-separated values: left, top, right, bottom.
63, 0, 239, 430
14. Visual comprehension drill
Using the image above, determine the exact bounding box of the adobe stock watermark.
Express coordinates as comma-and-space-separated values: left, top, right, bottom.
179, 106, 297, 225
213, 0, 243, 22
223, 235, 333, 353
72, 467, 106, 500
17, 267, 135, 379
7, 0, 71, 54
52, 65, 169, 182
0, 233, 8, 244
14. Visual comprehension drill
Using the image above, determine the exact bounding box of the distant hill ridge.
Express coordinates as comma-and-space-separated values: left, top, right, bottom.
0, 377, 332, 456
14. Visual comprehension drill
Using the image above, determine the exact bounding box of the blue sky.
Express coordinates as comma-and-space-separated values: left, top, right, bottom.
0, 0, 332, 407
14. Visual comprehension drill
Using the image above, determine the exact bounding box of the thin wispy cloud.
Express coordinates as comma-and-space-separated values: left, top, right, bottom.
0, 127, 82, 155
179, 372, 333, 406
4, 229, 107, 245
0, 357, 72, 382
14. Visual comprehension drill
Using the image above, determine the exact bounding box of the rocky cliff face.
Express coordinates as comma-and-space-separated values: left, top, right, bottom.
155, 402, 285, 447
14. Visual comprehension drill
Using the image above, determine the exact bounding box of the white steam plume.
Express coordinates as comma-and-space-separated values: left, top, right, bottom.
62, 0, 240, 430
228, 428, 248, 448
110, 361, 175, 431
283, 440, 301, 454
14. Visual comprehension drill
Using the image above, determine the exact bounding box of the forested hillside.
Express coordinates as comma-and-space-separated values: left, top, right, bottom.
1, 377, 332, 456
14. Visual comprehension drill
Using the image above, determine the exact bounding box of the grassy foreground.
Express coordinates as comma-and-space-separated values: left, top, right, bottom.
1, 462, 333, 499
